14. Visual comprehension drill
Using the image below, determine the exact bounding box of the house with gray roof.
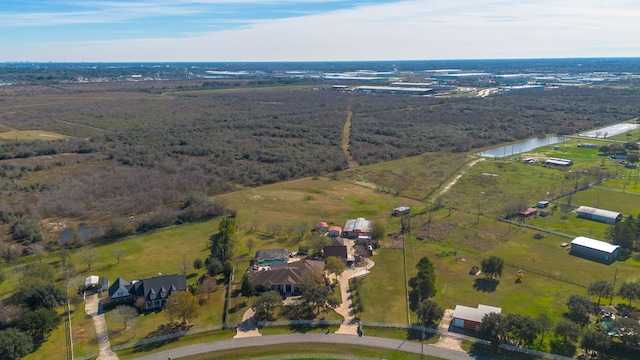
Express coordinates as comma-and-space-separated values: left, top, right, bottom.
107, 274, 187, 311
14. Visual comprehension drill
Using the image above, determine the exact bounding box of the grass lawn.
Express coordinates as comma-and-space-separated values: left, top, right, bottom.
106, 289, 226, 349
222, 176, 423, 236
354, 248, 408, 324
594, 177, 640, 195
67, 219, 217, 282
556, 186, 640, 216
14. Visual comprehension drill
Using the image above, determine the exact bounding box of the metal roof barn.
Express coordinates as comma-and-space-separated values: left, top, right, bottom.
570, 236, 620, 264
576, 206, 623, 224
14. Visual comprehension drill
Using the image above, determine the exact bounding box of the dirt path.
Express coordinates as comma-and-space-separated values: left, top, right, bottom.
433, 309, 464, 352
435, 157, 485, 199
341, 98, 359, 169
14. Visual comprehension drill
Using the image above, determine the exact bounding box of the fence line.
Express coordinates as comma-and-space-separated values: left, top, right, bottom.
64, 300, 73, 360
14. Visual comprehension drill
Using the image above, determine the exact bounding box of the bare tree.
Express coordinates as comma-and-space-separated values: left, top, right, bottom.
251, 219, 260, 233
178, 257, 193, 276
245, 238, 254, 255
200, 275, 218, 299
28, 244, 47, 263
79, 247, 98, 271
114, 305, 138, 330
111, 247, 125, 264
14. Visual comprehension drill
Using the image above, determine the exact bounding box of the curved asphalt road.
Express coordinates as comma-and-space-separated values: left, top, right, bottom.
133, 333, 491, 360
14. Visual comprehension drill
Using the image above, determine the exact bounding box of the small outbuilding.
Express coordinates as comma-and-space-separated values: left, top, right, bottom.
452, 304, 502, 330
576, 206, 623, 224
537, 201, 549, 208
545, 157, 573, 166
328, 226, 342, 238
314, 222, 329, 233
570, 236, 620, 264
343, 218, 372, 239
393, 206, 411, 216
518, 207, 538, 218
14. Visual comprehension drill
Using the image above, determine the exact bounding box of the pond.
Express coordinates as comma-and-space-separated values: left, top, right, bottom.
475, 136, 566, 158
58, 223, 102, 243
579, 123, 640, 138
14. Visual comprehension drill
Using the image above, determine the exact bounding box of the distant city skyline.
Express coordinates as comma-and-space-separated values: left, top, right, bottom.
2, 0, 640, 62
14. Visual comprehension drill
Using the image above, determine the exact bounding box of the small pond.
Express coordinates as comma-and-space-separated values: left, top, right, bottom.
58, 223, 102, 243
579, 123, 640, 138
475, 136, 566, 158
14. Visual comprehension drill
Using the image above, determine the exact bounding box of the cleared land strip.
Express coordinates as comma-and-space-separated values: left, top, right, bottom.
341, 98, 358, 169
431, 157, 485, 200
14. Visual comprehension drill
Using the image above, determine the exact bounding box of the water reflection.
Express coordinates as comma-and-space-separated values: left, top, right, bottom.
475, 136, 566, 158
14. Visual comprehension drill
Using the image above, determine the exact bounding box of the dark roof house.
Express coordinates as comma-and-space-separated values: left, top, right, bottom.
109, 277, 132, 300
324, 238, 348, 262
249, 259, 324, 296
108, 274, 187, 310
129, 274, 187, 310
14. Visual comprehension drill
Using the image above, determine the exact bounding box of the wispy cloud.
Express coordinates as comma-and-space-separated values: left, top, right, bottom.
2, 0, 639, 61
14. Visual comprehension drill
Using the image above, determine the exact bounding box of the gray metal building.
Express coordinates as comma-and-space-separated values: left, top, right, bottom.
570, 236, 620, 264
576, 206, 623, 224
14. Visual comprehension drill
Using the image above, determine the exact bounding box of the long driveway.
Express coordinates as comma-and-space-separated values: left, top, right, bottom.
133, 333, 489, 360
334, 258, 374, 335
85, 294, 120, 360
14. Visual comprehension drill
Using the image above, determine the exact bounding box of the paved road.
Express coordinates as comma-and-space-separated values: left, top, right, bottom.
133, 333, 488, 360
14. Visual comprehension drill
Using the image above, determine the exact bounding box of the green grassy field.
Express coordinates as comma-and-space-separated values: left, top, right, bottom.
353, 248, 409, 324
13, 127, 640, 359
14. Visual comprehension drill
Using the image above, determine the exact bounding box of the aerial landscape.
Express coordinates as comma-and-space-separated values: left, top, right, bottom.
2, 1, 640, 360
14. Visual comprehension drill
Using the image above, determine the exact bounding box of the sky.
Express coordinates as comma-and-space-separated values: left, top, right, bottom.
1, 0, 640, 62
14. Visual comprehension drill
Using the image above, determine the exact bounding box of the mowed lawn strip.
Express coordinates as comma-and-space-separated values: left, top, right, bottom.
356, 248, 408, 324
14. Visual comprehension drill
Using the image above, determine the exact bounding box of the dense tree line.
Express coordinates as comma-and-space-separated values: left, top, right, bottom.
349, 86, 640, 164
0, 262, 67, 358
607, 214, 640, 252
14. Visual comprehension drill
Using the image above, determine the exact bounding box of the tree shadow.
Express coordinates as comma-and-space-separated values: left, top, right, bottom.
468, 342, 538, 359
473, 278, 499, 292
549, 339, 577, 357
228, 300, 247, 315
132, 322, 193, 353
406, 327, 437, 342
281, 304, 315, 320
